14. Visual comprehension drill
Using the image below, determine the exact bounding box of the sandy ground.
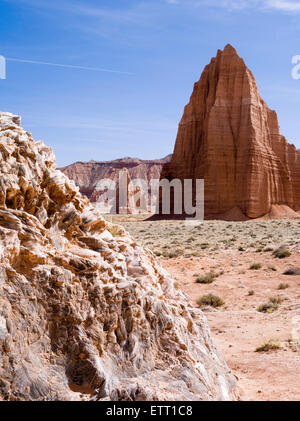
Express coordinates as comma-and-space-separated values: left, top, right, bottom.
112, 218, 300, 401
162, 251, 300, 401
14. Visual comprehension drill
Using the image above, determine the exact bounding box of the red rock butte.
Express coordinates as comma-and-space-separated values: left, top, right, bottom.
160, 44, 300, 220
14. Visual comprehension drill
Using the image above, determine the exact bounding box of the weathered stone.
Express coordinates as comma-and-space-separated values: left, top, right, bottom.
0, 112, 236, 401
160, 44, 300, 220
0, 316, 8, 340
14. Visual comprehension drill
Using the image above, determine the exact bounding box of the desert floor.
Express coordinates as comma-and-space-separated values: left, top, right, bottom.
108, 216, 300, 401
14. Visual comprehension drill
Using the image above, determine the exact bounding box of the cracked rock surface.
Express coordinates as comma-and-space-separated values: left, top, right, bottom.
0, 112, 235, 401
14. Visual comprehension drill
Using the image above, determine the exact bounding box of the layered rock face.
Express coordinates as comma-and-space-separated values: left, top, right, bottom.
0, 112, 235, 400
61, 156, 172, 203
161, 44, 300, 220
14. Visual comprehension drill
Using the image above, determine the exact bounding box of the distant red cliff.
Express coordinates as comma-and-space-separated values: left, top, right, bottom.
60, 155, 172, 202
160, 44, 300, 220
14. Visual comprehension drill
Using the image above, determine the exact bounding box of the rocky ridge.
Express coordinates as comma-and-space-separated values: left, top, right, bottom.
0, 112, 235, 400
60, 156, 172, 203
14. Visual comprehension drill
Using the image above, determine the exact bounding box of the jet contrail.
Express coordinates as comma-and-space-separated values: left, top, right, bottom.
5, 57, 133, 75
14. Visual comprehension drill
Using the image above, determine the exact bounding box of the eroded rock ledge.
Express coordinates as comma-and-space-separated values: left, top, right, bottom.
0, 112, 235, 401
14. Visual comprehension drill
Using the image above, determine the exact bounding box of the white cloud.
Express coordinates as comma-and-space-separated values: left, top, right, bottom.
7, 0, 300, 15
266, 0, 300, 11
167, 0, 300, 13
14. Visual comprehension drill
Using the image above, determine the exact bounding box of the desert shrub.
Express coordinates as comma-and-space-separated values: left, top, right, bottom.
273, 246, 291, 259
195, 270, 224, 284
248, 290, 255, 296
257, 296, 284, 313
257, 302, 278, 313
197, 294, 224, 308
269, 296, 284, 305
195, 271, 216, 284
258, 301, 273, 313
249, 263, 262, 270
278, 283, 289, 290
255, 340, 281, 353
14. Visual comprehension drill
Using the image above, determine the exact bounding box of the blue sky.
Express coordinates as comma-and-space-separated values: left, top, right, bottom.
1, 0, 300, 167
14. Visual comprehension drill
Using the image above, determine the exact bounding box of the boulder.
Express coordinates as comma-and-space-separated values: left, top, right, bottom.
0, 112, 235, 400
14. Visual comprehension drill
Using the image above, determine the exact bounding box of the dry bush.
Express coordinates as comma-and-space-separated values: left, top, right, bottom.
195, 272, 217, 284
255, 340, 281, 353
249, 263, 262, 270
278, 283, 289, 290
257, 296, 284, 313
273, 246, 291, 259
197, 294, 224, 308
